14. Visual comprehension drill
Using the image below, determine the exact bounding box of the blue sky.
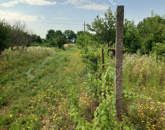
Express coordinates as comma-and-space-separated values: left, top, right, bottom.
0, 0, 165, 38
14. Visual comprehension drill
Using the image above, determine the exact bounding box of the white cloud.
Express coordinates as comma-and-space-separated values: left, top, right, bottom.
65, 0, 108, 11
0, 0, 56, 7
66, 0, 86, 5
0, 1, 19, 7
0, 10, 39, 22
78, 4, 109, 11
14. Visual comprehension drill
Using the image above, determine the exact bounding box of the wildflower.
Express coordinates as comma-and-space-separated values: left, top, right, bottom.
10, 114, 13, 118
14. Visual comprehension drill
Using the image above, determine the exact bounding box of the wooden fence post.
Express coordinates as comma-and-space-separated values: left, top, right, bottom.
115, 5, 124, 121
102, 48, 105, 72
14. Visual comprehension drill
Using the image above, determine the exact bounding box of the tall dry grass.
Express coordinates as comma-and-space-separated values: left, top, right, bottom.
122, 54, 165, 129
123, 54, 165, 88
1, 46, 55, 59
0, 46, 56, 73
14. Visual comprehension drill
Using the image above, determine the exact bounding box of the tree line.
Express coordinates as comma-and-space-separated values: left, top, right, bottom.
1, 8, 165, 57
0, 20, 78, 53
77, 9, 165, 57
45, 29, 77, 48
0, 20, 43, 53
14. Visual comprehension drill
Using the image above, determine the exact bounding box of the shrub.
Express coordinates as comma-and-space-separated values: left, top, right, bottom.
152, 42, 165, 60
81, 46, 100, 73
51, 35, 66, 48
0, 20, 10, 53
76, 32, 96, 48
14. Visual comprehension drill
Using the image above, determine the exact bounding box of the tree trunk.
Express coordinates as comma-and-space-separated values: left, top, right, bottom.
115, 5, 124, 122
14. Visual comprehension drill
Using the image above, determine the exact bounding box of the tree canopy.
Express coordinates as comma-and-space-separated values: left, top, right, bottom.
64, 30, 76, 43
87, 8, 116, 45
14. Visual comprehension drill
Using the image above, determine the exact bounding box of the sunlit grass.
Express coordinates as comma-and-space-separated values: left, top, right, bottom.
123, 54, 165, 102
0, 46, 165, 129
0, 46, 85, 129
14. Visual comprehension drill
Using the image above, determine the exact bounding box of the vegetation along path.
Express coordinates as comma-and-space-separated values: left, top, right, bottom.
0, 46, 86, 129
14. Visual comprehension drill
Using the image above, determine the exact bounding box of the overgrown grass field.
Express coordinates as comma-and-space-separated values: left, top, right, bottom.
0, 46, 165, 129
0, 46, 86, 129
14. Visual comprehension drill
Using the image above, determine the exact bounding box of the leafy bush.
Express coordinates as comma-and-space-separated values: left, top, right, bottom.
124, 20, 141, 53
152, 42, 165, 60
137, 15, 165, 54
51, 35, 66, 48
0, 20, 42, 53
72, 41, 165, 129
76, 32, 96, 48
81, 46, 100, 73
64, 30, 76, 43
0, 21, 10, 53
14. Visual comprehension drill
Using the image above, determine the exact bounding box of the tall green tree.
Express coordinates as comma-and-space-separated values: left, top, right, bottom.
123, 20, 141, 53
87, 8, 116, 45
87, 8, 116, 72
9, 22, 31, 47
64, 30, 76, 43
77, 31, 84, 37
31, 34, 42, 43
54, 30, 63, 37
137, 15, 165, 54
46, 30, 66, 48
48, 30, 66, 48
76, 32, 95, 47
0, 21, 32, 52
0, 21, 10, 53
46, 29, 56, 40
51, 35, 66, 48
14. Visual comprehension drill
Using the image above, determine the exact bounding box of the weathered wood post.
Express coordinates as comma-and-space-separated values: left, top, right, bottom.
116, 5, 124, 121
102, 48, 105, 72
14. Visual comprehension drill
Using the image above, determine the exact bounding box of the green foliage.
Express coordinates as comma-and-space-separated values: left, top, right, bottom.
10, 115, 41, 129
124, 20, 141, 53
0, 46, 86, 129
0, 21, 10, 52
51, 35, 66, 48
152, 42, 165, 59
87, 9, 165, 56
46, 30, 67, 48
81, 46, 100, 73
46, 29, 56, 40
87, 8, 116, 45
72, 39, 165, 130
122, 54, 165, 129
0, 45, 165, 129
137, 15, 165, 54
1, 8, 165, 130
0, 20, 42, 53
76, 32, 97, 48
123, 54, 165, 89
0, 96, 8, 108
31, 34, 42, 43
77, 31, 84, 36
64, 30, 76, 43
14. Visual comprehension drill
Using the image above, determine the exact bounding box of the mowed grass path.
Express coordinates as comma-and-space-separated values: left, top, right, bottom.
0, 46, 85, 129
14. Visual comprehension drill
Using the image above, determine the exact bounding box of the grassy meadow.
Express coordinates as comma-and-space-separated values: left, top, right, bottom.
0, 46, 165, 129
0, 46, 86, 129
1, 2, 165, 130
